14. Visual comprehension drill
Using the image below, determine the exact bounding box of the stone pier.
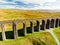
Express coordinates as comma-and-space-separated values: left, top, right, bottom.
30, 20, 34, 33
1, 23, 6, 41
12, 21, 18, 39
23, 21, 27, 36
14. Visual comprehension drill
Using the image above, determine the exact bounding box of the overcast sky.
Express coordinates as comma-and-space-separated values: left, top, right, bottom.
0, 0, 60, 10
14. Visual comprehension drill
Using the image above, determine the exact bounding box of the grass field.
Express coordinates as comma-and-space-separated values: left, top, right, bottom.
0, 31, 57, 45
54, 27, 60, 42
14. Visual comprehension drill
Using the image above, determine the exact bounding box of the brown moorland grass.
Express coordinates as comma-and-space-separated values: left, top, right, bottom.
0, 9, 60, 21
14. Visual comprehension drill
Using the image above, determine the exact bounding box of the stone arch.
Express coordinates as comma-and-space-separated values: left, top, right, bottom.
50, 19, 55, 28
41, 20, 45, 30
46, 19, 50, 29
55, 18, 59, 27
23, 21, 27, 36
36, 20, 40, 32
26, 20, 34, 33
30, 21, 34, 33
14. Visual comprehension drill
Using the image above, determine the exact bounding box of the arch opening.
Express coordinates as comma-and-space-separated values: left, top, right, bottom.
41, 20, 45, 30
50, 19, 55, 28
46, 19, 50, 29
35, 20, 40, 32
55, 18, 59, 27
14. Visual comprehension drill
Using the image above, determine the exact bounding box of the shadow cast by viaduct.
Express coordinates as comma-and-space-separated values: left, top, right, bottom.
0, 18, 60, 41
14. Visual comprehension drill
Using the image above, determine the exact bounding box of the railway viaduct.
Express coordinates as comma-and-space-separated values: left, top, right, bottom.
0, 17, 60, 41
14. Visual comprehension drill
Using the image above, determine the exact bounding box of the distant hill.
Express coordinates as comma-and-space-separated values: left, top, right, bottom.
0, 9, 60, 21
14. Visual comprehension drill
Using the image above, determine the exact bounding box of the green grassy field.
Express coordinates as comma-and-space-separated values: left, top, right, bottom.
54, 27, 60, 42
0, 31, 57, 45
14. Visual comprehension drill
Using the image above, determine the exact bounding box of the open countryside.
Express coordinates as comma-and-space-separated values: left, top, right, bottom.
0, 9, 60, 45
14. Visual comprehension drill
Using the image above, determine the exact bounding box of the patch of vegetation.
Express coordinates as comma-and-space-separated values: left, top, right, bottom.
0, 31, 57, 45
53, 27, 60, 42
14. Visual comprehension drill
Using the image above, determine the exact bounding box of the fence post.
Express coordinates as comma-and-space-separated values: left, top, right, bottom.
1, 23, 6, 41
